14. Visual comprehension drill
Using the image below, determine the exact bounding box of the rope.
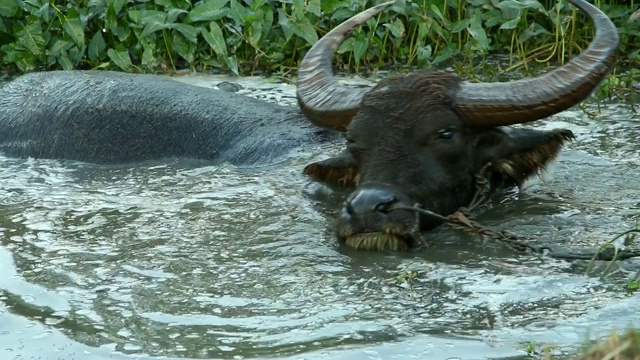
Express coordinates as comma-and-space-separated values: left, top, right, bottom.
392, 162, 640, 262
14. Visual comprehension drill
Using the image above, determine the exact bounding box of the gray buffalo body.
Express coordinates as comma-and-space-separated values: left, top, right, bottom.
0, 70, 334, 165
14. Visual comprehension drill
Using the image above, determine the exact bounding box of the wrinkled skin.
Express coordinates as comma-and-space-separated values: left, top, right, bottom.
304, 73, 574, 250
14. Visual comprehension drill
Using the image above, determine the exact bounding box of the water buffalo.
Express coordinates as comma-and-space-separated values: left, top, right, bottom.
0, 0, 618, 251
299, 0, 618, 250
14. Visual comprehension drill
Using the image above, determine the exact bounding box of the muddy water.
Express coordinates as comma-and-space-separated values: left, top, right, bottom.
0, 73, 639, 360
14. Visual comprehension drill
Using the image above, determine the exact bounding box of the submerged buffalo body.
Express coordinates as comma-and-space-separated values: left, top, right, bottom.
0, 0, 618, 251
0, 71, 331, 164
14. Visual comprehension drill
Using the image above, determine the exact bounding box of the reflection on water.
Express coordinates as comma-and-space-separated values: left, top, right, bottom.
0, 73, 639, 360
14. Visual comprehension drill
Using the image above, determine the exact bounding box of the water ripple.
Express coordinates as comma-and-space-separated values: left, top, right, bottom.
0, 74, 639, 360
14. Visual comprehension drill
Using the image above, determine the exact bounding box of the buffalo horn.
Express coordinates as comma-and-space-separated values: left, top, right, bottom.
296, 1, 398, 131
454, 0, 619, 127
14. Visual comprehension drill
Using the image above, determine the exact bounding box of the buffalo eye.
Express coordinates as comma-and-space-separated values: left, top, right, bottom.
438, 128, 455, 140
346, 137, 357, 149
346, 138, 365, 158
346, 135, 360, 145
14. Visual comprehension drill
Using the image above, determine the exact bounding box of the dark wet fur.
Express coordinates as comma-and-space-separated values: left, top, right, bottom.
489, 128, 575, 190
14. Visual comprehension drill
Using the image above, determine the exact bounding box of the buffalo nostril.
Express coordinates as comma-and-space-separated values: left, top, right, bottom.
374, 200, 394, 213
346, 187, 398, 215
345, 202, 355, 216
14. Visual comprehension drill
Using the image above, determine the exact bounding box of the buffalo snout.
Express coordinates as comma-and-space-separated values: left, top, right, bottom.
336, 184, 421, 251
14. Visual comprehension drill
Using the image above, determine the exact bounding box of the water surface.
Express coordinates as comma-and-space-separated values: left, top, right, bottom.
0, 73, 639, 360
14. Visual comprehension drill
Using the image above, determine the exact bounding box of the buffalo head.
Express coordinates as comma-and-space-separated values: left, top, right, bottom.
296, 0, 619, 251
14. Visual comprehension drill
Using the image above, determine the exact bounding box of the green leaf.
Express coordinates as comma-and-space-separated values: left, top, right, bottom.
433, 44, 459, 64
47, 39, 72, 57
63, 17, 85, 47
186, 0, 229, 23
250, 0, 266, 10
0, 0, 20, 17
174, 0, 192, 9
383, 19, 405, 38
166, 8, 187, 23
485, 12, 504, 28
229, 0, 248, 23
496, 0, 543, 11
170, 23, 199, 43
417, 44, 433, 66
88, 0, 107, 13
1, 44, 35, 71
107, 47, 132, 71
15, 53, 36, 72
292, 0, 304, 19
418, 23, 430, 40
0, 43, 18, 64
224, 55, 238, 75
353, 39, 368, 62
111, 24, 130, 42
140, 10, 168, 24
429, 4, 445, 22
321, 0, 343, 12
141, 46, 157, 70
277, 8, 293, 40
519, 22, 549, 43
291, 17, 318, 45
499, 16, 521, 30
127, 9, 142, 23
58, 52, 74, 70
467, 16, 489, 51
107, 0, 126, 15
330, 7, 352, 21
202, 21, 228, 56
258, 7, 273, 42
337, 37, 355, 54
16, 21, 45, 56
129, 10, 166, 25
307, 0, 321, 17
428, 20, 447, 42
171, 32, 195, 65
22, 0, 41, 10
467, 0, 489, 5
451, 19, 471, 33
140, 22, 168, 38
88, 31, 106, 61
248, 21, 262, 47
139, 37, 157, 69
73, 44, 86, 65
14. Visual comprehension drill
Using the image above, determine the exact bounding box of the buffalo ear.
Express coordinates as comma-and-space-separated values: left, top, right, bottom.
303, 149, 359, 187
475, 127, 575, 189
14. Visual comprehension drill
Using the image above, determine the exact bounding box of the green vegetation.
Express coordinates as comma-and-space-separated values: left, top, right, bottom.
582, 213, 640, 294
0, 0, 637, 72
0, 0, 638, 100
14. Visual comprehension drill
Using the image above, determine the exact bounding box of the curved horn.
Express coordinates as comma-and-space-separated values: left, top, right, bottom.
296, 1, 398, 131
454, 0, 619, 127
